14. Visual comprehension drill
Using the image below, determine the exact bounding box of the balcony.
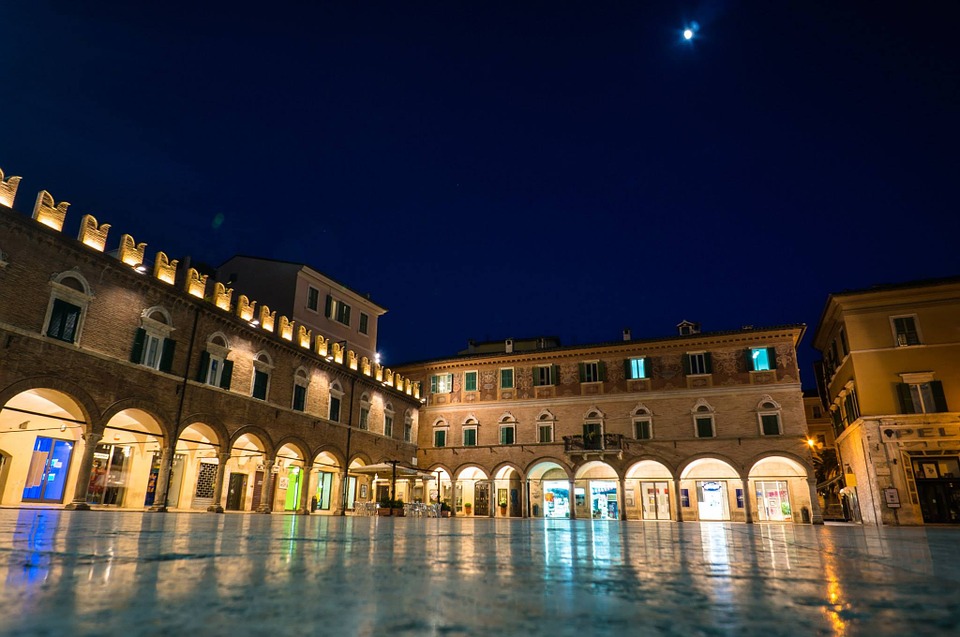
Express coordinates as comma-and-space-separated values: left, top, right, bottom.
562, 433, 625, 460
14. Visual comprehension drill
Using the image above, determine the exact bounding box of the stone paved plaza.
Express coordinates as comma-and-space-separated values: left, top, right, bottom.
0, 510, 958, 636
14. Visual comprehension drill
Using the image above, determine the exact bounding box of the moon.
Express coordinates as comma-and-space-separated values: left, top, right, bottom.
683, 29, 694, 40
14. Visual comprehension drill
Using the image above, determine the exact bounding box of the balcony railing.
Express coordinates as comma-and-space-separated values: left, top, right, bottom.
562, 433, 625, 455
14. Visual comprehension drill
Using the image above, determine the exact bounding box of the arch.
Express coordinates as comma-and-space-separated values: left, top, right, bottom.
574, 460, 620, 480
747, 452, 812, 477
498, 411, 517, 423
330, 380, 344, 394
100, 398, 172, 439
432, 417, 448, 428
141, 305, 173, 326
583, 406, 605, 419
207, 331, 230, 350
426, 462, 455, 480
254, 350, 273, 366
625, 459, 676, 480
0, 378, 98, 430
691, 398, 715, 413
756, 394, 782, 411
229, 425, 274, 457
462, 414, 479, 425
492, 461, 524, 480
294, 367, 310, 382
678, 454, 741, 480
177, 413, 229, 446
453, 464, 489, 481
274, 436, 311, 464
631, 402, 652, 416
536, 409, 555, 421
52, 270, 92, 296
525, 458, 573, 480
312, 447, 346, 469
348, 451, 373, 467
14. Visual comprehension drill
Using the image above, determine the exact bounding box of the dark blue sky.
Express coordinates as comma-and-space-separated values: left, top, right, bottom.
2, 1, 957, 383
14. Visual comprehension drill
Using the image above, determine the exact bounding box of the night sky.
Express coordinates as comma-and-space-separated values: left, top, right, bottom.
2, 2, 957, 383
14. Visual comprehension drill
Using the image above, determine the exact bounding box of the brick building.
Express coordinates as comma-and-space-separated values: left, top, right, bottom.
0, 166, 423, 514
400, 326, 823, 524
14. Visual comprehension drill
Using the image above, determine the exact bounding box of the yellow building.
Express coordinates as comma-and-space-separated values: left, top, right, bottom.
812, 277, 960, 525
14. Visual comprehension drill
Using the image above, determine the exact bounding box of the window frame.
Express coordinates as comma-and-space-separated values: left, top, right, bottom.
890, 314, 921, 347
199, 333, 232, 390
358, 312, 369, 335
686, 352, 711, 375
757, 398, 782, 436
692, 401, 716, 438
292, 367, 309, 412
500, 367, 514, 390
328, 382, 344, 423
43, 273, 94, 345
251, 351, 273, 401
463, 370, 478, 392
581, 361, 601, 383
627, 357, 648, 380
499, 423, 516, 445
434, 427, 448, 448
430, 373, 453, 394
306, 286, 320, 312
463, 425, 478, 446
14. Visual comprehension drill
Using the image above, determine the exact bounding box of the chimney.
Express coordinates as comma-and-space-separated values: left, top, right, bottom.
622, 328, 631, 341
505, 338, 514, 353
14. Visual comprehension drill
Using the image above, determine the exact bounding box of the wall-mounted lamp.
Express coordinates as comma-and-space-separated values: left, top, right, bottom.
132, 263, 148, 273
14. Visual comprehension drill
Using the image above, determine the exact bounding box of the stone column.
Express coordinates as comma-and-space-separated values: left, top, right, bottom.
65, 431, 102, 510
619, 476, 628, 521
489, 480, 496, 518
807, 477, 824, 524
148, 443, 175, 512
568, 479, 577, 520
673, 478, 684, 522
742, 477, 754, 524
522, 479, 529, 518
207, 451, 231, 513
257, 456, 276, 514
298, 464, 313, 515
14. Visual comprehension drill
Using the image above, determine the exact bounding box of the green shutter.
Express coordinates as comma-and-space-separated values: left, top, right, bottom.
532, 368, 540, 387
159, 339, 176, 373
578, 363, 585, 382
704, 352, 713, 374
197, 351, 210, 382
598, 361, 606, 381
896, 383, 914, 414
624, 359, 633, 380
744, 349, 754, 372
220, 360, 233, 390
682, 354, 691, 375
343, 305, 351, 325
130, 328, 146, 364
767, 347, 777, 370
930, 381, 948, 413
641, 357, 649, 379
431, 375, 438, 394
553, 364, 561, 385
324, 294, 333, 318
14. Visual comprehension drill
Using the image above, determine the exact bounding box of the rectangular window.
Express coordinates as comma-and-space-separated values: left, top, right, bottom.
760, 414, 781, 436
463, 428, 477, 446
384, 415, 393, 437
430, 373, 453, 394
329, 395, 341, 422
687, 352, 711, 375
681, 489, 690, 508
634, 419, 652, 440
627, 358, 647, 380
838, 327, 849, 357
326, 295, 352, 326
464, 371, 478, 392
500, 425, 516, 445
695, 416, 714, 438
434, 429, 446, 448
899, 381, 947, 414
46, 299, 82, 343
538, 424, 553, 443
736, 489, 744, 509
307, 286, 319, 311
534, 365, 554, 386
581, 362, 600, 383
404, 422, 412, 443
843, 390, 860, 426
749, 348, 776, 372
292, 385, 306, 411
812, 405, 822, 419
252, 370, 269, 400
892, 316, 920, 346
359, 312, 369, 335
359, 407, 369, 430
500, 368, 514, 389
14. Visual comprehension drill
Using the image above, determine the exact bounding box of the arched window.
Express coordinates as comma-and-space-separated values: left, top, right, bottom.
433, 418, 449, 448
499, 413, 517, 446
691, 399, 715, 438
632, 404, 653, 440
384, 402, 395, 438
404, 410, 415, 443
757, 396, 782, 436
462, 416, 479, 446
536, 410, 555, 443
252, 351, 273, 401
358, 392, 370, 430
198, 332, 233, 389
582, 407, 604, 450
328, 381, 344, 422
131, 306, 176, 372
292, 367, 310, 412
43, 271, 94, 344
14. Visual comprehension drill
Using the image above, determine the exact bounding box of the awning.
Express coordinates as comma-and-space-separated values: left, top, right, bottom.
351, 462, 437, 480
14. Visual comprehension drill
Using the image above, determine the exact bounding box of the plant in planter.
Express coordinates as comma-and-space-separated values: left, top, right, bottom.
440, 502, 452, 518
377, 498, 395, 516
392, 498, 405, 517
464, 502, 472, 516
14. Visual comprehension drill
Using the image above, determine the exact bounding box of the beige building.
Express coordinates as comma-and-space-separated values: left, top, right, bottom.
401, 325, 823, 523
218, 255, 386, 362
812, 277, 960, 525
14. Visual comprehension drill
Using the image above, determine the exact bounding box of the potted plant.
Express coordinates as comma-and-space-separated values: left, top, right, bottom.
392, 498, 405, 517
440, 502, 452, 518
464, 502, 472, 516
499, 503, 508, 516
377, 498, 393, 516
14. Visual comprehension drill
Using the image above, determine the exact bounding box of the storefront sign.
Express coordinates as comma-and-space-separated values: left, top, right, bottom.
883, 488, 901, 508
888, 426, 960, 441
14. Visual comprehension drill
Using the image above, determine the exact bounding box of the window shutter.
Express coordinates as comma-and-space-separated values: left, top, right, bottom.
431, 375, 438, 394
196, 351, 210, 382
343, 305, 351, 325
704, 352, 713, 373
553, 364, 561, 385
324, 294, 333, 318
130, 328, 146, 364
598, 361, 607, 381
640, 357, 649, 379
578, 363, 586, 383
532, 368, 540, 387
931, 381, 948, 413
896, 383, 914, 414
159, 339, 176, 373
624, 359, 632, 380
682, 355, 691, 375
767, 347, 777, 370
744, 349, 754, 372
220, 360, 233, 390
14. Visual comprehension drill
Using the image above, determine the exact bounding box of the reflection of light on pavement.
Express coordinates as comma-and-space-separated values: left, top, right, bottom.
819, 534, 847, 636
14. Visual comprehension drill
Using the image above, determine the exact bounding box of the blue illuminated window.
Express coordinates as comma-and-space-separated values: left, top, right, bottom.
748, 347, 777, 372
627, 357, 647, 380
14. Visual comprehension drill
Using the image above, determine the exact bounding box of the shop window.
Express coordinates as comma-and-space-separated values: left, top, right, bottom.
736, 489, 744, 509
251, 351, 272, 401
746, 347, 777, 372
43, 272, 93, 344
197, 333, 233, 390
431, 373, 453, 394
891, 315, 921, 346
464, 370, 478, 392
680, 489, 690, 508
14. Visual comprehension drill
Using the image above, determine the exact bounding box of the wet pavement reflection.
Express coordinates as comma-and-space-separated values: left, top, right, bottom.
0, 509, 958, 636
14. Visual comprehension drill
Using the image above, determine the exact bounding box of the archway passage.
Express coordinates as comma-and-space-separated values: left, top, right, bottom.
575, 461, 620, 520
309, 451, 342, 515
455, 466, 489, 517
680, 458, 740, 522
0, 389, 87, 506
748, 456, 811, 523
226, 433, 267, 512
625, 460, 674, 521
493, 466, 522, 517
171, 423, 222, 510
97, 409, 165, 509
527, 461, 570, 519
275, 443, 306, 513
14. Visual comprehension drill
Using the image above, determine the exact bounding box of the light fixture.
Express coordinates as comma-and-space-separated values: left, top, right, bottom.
250, 319, 260, 327
60, 423, 67, 432
133, 263, 148, 273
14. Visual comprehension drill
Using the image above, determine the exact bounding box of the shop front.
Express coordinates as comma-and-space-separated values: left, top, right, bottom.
542, 480, 570, 518
86, 443, 131, 506
22, 436, 75, 504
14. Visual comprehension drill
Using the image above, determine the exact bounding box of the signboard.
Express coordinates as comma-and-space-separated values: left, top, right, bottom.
883, 487, 901, 509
